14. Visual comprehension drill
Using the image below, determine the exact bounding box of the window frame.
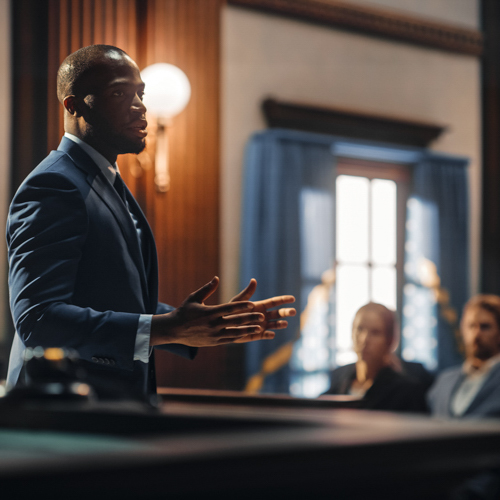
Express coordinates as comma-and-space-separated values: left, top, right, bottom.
335, 157, 411, 358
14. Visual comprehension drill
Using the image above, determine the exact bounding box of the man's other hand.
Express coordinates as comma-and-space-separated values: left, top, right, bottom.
230, 278, 296, 343
151, 276, 266, 346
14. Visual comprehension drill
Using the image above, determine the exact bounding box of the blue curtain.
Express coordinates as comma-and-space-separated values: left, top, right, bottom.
240, 129, 336, 393
402, 154, 469, 372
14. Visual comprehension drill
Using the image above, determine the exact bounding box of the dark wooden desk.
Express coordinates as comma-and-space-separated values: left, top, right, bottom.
0, 390, 499, 499
158, 386, 362, 408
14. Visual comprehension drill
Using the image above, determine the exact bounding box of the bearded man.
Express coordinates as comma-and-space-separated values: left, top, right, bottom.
428, 294, 500, 418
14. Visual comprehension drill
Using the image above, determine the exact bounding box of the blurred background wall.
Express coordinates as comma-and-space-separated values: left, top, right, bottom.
221, 0, 481, 303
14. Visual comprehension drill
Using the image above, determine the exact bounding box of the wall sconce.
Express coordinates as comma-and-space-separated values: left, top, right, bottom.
141, 63, 191, 192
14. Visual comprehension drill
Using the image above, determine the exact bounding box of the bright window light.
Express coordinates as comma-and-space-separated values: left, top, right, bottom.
335, 174, 398, 366
336, 175, 369, 264
372, 266, 397, 309
372, 179, 397, 265
336, 264, 369, 364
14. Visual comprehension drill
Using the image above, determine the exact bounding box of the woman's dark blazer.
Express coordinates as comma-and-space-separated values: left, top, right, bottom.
324, 363, 429, 413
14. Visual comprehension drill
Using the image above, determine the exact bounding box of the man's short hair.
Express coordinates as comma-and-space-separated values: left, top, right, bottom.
353, 302, 398, 346
462, 294, 500, 329
56, 44, 128, 104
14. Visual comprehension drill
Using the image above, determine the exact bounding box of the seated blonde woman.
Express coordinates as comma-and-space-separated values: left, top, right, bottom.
323, 302, 428, 413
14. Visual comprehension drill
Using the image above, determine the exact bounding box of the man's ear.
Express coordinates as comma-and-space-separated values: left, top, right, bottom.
63, 95, 82, 116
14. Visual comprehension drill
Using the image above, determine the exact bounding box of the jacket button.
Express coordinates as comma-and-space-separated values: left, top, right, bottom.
109, 359, 115, 366
91, 357, 98, 363
104, 358, 110, 364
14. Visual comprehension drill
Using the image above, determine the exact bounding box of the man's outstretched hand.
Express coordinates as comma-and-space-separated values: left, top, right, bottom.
150, 277, 295, 347
230, 278, 296, 343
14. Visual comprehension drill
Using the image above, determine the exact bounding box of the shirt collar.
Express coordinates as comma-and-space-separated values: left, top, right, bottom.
64, 133, 119, 185
463, 352, 500, 376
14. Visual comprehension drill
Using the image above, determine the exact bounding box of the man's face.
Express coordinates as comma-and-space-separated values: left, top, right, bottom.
462, 306, 500, 364
352, 310, 391, 365
79, 53, 147, 157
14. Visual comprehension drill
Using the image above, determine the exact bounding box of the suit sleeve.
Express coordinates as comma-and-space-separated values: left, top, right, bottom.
8, 170, 140, 371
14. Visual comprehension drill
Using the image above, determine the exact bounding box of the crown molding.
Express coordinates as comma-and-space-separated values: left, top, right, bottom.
262, 98, 446, 147
227, 0, 483, 56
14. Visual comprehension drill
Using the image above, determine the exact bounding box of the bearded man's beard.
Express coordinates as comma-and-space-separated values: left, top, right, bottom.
109, 133, 146, 155
85, 121, 146, 155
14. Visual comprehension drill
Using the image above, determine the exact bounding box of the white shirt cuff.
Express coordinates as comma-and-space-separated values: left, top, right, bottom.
134, 314, 152, 363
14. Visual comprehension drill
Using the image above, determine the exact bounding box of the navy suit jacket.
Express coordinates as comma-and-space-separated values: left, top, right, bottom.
428, 362, 500, 418
6, 137, 196, 398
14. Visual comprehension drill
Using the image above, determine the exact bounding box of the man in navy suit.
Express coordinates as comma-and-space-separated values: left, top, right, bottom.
6, 45, 295, 399
428, 294, 500, 418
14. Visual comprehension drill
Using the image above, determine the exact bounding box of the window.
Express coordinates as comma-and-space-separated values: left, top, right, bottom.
243, 131, 468, 396
335, 159, 409, 365
290, 158, 410, 397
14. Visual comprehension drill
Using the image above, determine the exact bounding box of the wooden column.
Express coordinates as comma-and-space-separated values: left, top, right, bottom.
481, 0, 500, 294
11, 0, 49, 195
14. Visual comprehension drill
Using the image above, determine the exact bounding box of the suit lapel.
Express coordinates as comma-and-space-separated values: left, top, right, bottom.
122, 185, 159, 311
57, 138, 153, 309
464, 363, 500, 415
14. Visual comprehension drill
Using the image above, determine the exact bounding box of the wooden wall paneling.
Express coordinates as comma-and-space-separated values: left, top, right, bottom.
82, 0, 93, 46
116, 1, 128, 52
94, 0, 106, 43
70, 0, 82, 50
104, 0, 116, 44
11, 0, 50, 193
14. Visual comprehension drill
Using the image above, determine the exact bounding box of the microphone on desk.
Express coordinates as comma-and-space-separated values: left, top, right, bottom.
3, 347, 95, 403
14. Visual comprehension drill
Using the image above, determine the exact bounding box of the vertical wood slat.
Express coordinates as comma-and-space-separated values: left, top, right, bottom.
71, 0, 82, 51
10, 0, 50, 192
46, 0, 228, 390
82, 0, 93, 46
57, 0, 71, 142
104, 0, 116, 45
115, 0, 128, 51
47, 0, 61, 153
94, 0, 105, 43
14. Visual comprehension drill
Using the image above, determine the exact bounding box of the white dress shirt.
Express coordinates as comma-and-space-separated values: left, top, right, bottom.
64, 133, 152, 363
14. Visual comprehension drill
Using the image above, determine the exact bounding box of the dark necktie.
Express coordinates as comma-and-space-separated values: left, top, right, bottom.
113, 172, 148, 265
113, 172, 128, 204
